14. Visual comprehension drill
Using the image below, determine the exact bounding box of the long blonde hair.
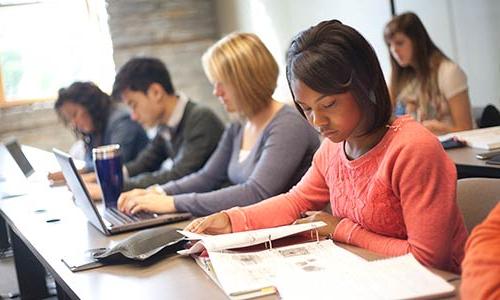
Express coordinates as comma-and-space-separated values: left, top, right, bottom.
202, 32, 279, 118
384, 12, 448, 117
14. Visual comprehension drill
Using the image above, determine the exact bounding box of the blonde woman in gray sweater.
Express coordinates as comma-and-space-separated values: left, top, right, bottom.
117, 33, 320, 217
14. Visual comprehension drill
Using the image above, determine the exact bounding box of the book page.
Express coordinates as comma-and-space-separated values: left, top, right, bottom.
208, 241, 454, 300
209, 240, 366, 299
178, 221, 326, 254
363, 254, 455, 299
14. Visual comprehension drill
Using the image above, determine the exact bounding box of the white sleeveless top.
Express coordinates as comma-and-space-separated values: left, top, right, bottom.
396, 60, 468, 125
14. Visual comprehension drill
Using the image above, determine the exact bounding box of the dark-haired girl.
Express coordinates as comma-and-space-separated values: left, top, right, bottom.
186, 20, 467, 273
54, 81, 148, 170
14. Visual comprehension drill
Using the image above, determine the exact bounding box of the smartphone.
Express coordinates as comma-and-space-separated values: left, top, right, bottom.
486, 154, 500, 165
441, 138, 466, 150
476, 150, 500, 160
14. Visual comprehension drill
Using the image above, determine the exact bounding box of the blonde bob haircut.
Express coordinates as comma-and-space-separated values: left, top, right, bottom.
202, 32, 279, 118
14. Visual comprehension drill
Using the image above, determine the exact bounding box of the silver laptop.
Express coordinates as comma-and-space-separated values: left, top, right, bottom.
0, 138, 36, 198
4, 137, 35, 177
53, 148, 191, 235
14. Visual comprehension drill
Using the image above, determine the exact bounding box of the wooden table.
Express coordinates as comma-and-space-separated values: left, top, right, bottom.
446, 147, 500, 178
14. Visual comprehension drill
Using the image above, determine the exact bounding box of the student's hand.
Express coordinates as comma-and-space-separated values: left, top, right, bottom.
48, 171, 65, 182
117, 189, 176, 215
184, 212, 233, 235
422, 119, 449, 135
85, 182, 102, 201
294, 211, 343, 238
81, 172, 97, 183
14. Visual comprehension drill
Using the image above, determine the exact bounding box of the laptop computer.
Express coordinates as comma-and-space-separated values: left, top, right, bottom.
0, 137, 37, 199
4, 137, 35, 178
52, 148, 191, 235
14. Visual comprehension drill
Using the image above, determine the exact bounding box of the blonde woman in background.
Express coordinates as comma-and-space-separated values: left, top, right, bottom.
117, 33, 320, 217
384, 12, 473, 135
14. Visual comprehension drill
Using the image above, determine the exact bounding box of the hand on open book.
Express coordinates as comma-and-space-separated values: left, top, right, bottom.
184, 212, 233, 235
293, 211, 342, 238
117, 188, 176, 215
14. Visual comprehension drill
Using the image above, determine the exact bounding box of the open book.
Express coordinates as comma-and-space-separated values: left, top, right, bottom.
180, 223, 455, 300
177, 221, 326, 255
205, 241, 455, 300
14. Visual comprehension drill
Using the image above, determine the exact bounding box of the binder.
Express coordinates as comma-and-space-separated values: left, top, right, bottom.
180, 223, 455, 300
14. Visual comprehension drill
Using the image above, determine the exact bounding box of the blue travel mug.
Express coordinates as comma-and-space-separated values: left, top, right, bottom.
93, 144, 123, 208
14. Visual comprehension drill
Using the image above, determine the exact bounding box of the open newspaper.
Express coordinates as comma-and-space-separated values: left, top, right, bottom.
177, 221, 326, 255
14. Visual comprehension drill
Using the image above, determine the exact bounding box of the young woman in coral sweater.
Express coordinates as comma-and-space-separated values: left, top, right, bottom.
186, 20, 467, 273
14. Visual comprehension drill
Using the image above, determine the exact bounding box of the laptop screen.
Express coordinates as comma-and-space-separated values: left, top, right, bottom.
4, 138, 35, 177
53, 148, 108, 234
53, 148, 191, 235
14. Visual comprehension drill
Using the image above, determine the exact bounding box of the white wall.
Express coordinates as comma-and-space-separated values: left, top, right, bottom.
396, 0, 500, 108
215, 0, 392, 102
216, 0, 500, 108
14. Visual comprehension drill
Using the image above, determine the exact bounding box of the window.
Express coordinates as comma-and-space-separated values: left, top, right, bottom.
0, 0, 115, 107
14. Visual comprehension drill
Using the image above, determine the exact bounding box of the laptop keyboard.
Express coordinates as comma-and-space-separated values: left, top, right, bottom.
105, 207, 158, 225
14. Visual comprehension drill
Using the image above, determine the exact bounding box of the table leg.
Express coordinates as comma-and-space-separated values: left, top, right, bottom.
9, 227, 49, 300
0, 215, 9, 251
56, 281, 74, 300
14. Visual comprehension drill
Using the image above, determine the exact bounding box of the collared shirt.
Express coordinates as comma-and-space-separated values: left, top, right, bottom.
124, 93, 189, 179
158, 93, 189, 141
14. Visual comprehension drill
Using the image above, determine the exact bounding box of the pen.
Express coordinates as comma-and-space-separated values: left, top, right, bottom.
229, 286, 278, 298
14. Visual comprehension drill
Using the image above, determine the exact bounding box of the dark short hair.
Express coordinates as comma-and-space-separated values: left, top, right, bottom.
55, 81, 111, 136
112, 57, 175, 100
286, 20, 392, 135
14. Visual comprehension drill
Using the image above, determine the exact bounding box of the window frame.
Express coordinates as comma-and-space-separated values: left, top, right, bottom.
0, 0, 114, 109
0, 64, 53, 108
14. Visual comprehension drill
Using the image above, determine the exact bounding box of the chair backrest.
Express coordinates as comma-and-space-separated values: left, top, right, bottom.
457, 177, 500, 232
478, 104, 500, 128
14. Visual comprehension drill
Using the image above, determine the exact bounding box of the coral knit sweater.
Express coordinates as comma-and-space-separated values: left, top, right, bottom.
461, 202, 500, 299
226, 116, 467, 273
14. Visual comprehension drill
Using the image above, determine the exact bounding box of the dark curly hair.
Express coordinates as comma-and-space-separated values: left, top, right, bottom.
112, 57, 175, 100
55, 81, 112, 139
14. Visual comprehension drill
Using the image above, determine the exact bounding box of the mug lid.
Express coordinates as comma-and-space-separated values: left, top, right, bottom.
92, 144, 120, 159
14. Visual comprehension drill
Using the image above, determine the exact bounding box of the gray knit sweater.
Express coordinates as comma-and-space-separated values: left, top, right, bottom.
162, 105, 320, 216
123, 101, 224, 190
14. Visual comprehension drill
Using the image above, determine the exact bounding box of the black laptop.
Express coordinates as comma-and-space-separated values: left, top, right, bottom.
53, 148, 191, 235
